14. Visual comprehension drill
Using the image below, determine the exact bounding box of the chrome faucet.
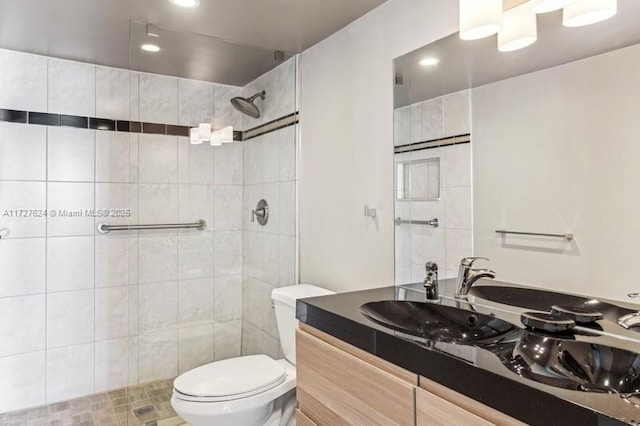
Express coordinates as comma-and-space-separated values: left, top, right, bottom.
423, 261, 439, 300
619, 293, 640, 329
455, 257, 496, 299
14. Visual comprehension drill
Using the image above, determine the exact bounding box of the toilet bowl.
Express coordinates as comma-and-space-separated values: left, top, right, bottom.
171, 284, 334, 426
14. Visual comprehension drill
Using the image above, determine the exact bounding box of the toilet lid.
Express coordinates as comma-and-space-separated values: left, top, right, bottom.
173, 355, 286, 398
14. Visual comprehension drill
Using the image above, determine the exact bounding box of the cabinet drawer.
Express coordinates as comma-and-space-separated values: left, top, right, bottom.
297, 409, 318, 426
296, 328, 415, 425
416, 386, 493, 426
419, 376, 525, 426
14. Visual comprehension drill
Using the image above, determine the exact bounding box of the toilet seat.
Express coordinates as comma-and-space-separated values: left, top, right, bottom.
173, 355, 286, 402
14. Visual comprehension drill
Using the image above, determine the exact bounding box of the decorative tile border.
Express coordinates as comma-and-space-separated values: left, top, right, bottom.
0, 108, 243, 140
0, 107, 299, 142
394, 133, 471, 154
243, 112, 299, 141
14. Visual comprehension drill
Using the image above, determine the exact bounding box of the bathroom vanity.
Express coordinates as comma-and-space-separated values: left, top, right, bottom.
296, 322, 521, 425
295, 282, 640, 425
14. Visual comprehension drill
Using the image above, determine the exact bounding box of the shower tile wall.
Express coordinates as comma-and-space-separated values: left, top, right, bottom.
241, 58, 298, 358
0, 48, 245, 413
394, 90, 473, 284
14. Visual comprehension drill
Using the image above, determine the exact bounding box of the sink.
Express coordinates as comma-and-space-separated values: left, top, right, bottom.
360, 301, 519, 345
469, 285, 630, 318
495, 331, 640, 395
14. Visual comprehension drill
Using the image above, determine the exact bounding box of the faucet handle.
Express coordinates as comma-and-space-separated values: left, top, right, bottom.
460, 257, 489, 267
425, 261, 438, 272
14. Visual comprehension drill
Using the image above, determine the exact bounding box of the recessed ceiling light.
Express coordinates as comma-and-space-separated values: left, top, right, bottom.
418, 57, 439, 67
141, 44, 160, 53
169, 0, 200, 8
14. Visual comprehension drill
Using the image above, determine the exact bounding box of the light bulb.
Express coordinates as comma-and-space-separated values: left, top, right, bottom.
563, 0, 617, 27
220, 126, 234, 143
459, 0, 503, 40
189, 127, 201, 145
531, 0, 577, 13
141, 44, 160, 53
498, 2, 538, 52
198, 123, 211, 142
210, 131, 222, 146
418, 57, 439, 67
168, 0, 200, 8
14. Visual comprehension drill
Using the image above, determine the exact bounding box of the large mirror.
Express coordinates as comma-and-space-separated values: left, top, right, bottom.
393, 0, 640, 302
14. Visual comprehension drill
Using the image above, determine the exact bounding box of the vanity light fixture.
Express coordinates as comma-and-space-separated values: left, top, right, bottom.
220, 126, 234, 143
531, 0, 577, 13
198, 123, 211, 142
459, 0, 503, 40
498, 2, 538, 52
189, 127, 202, 145
210, 131, 222, 146
189, 124, 235, 146
418, 57, 440, 66
563, 0, 617, 27
459, 0, 618, 52
141, 43, 160, 53
168, 0, 200, 8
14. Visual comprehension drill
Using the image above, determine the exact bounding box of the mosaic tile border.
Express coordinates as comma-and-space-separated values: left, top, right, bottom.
394, 133, 471, 154
243, 112, 299, 141
0, 108, 300, 142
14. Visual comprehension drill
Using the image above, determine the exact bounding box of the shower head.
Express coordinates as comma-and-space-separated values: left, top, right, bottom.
231, 90, 266, 119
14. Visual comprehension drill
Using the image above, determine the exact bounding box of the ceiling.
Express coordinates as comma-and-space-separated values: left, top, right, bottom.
0, 0, 385, 85
394, 0, 640, 108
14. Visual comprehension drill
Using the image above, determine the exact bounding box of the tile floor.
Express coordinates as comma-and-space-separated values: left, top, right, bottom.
0, 380, 187, 426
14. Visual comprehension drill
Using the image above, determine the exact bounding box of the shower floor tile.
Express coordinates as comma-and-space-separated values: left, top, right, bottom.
1, 379, 189, 426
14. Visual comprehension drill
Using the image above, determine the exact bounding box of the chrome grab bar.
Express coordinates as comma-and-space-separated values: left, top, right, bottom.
97, 220, 207, 234
495, 229, 574, 241
394, 218, 439, 228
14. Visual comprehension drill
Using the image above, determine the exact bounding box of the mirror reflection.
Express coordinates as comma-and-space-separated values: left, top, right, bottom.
393, 0, 640, 302
396, 158, 441, 201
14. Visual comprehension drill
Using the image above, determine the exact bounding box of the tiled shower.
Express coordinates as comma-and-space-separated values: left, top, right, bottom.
0, 45, 298, 422
394, 90, 473, 285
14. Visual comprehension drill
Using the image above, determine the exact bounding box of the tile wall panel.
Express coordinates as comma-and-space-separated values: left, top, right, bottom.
240, 60, 298, 357
393, 90, 472, 283
0, 48, 250, 413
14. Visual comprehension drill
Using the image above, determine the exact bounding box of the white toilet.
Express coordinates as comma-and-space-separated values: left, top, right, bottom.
171, 284, 334, 426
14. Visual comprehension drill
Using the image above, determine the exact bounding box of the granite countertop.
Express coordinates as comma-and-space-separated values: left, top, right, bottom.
296, 281, 640, 426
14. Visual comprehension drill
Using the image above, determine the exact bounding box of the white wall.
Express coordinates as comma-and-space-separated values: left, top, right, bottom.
473, 44, 640, 302
299, 0, 458, 292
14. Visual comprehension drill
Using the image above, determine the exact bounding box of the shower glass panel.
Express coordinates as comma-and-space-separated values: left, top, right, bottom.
0, 21, 297, 425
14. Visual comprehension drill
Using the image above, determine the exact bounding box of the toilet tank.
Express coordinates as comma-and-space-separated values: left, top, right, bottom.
271, 284, 334, 365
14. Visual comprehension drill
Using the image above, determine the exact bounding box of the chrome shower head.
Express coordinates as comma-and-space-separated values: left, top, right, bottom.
231, 90, 266, 119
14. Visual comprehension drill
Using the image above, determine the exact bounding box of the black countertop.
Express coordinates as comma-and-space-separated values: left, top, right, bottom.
296, 282, 640, 426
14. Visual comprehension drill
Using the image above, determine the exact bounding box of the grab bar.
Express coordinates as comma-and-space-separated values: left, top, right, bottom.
495, 229, 573, 241
98, 220, 207, 234
395, 218, 439, 228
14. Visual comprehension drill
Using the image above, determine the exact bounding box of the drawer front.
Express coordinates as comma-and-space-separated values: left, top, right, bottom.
419, 376, 525, 426
296, 328, 415, 426
297, 409, 318, 426
416, 386, 493, 426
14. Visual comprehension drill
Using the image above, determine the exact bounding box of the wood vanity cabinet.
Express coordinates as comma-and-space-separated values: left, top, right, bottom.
296, 323, 524, 426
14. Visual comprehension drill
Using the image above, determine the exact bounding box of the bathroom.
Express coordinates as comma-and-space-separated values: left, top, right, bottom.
1, 0, 639, 425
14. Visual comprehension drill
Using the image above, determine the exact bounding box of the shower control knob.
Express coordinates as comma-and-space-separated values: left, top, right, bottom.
251, 199, 269, 226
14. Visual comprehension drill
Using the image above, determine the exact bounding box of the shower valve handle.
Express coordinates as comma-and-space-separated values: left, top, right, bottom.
251, 208, 266, 222
251, 199, 269, 225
